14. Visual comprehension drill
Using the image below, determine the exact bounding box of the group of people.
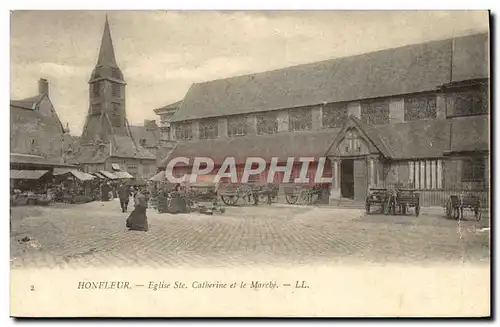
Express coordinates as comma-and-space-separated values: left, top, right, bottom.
116, 183, 150, 232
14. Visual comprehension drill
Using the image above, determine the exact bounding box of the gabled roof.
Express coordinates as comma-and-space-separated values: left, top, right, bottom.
154, 100, 183, 114
326, 115, 393, 157
171, 33, 488, 123
10, 95, 44, 110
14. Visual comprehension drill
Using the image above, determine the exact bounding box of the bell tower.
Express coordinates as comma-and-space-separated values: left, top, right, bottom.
81, 15, 130, 143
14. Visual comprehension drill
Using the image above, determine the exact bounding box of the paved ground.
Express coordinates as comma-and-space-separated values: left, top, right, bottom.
10, 200, 490, 269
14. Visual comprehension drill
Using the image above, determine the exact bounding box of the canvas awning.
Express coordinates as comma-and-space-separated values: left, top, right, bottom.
113, 171, 134, 179
99, 171, 118, 179
53, 169, 95, 181
93, 172, 106, 179
149, 170, 165, 182
10, 170, 49, 180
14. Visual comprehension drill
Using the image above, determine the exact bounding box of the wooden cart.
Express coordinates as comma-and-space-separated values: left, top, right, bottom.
445, 194, 482, 221
219, 183, 278, 206
386, 188, 420, 217
284, 185, 322, 205
365, 187, 390, 214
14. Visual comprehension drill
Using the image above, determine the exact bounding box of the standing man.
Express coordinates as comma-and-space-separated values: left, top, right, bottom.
118, 183, 131, 213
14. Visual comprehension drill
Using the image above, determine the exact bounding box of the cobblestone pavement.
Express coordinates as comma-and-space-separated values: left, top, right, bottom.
10, 200, 490, 269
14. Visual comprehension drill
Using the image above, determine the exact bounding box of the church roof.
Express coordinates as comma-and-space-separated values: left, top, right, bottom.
96, 15, 118, 68
171, 33, 488, 122
160, 115, 489, 166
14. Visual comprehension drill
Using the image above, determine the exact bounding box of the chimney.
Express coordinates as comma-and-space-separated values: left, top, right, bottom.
38, 78, 49, 96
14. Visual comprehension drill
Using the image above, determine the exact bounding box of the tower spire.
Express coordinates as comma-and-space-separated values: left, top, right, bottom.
96, 14, 118, 68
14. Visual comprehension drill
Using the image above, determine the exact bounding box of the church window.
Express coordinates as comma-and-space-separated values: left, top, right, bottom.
446, 84, 489, 117
404, 93, 437, 121
175, 122, 193, 140
462, 156, 485, 182
112, 83, 120, 97
289, 107, 312, 131
111, 102, 121, 127
199, 119, 219, 139
93, 82, 100, 97
361, 99, 389, 125
257, 112, 278, 135
323, 102, 348, 128
227, 115, 247, 136
408, 160, 443, 190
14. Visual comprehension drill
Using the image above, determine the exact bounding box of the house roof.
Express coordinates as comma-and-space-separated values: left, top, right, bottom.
171, 33, 488, 122
10, 95, 44, 110
129, 125, 160, 149
153, 100, 183, 114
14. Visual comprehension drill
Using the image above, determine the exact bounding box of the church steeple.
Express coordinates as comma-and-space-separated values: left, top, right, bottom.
96, 15, 118, 68
81, 14, 129, 144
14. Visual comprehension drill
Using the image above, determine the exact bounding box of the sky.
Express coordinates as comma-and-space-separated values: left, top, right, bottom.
10, 10, 489, 136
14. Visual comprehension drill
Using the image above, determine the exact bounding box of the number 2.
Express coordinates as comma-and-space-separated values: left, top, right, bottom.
30, 285, 35, 291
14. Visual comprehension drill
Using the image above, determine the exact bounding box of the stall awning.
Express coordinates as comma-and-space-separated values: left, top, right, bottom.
149, 170, 165, 182
99, 171, 118, 179
53, 169, 95, 181
113, 171, 134, 179
111, 163, 120, 171
93, 172, 106, 179
10, 170, 49, 180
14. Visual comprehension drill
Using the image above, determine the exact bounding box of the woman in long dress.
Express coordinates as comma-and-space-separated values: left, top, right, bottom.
126, 188, 149, 231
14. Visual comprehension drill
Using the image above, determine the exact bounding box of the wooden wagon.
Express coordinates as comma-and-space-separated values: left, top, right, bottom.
284, 185, 323, 205
365, 187, 390, 214
445, 194, 482, 221
219, 183, 278, 206
386, 188, 421, 217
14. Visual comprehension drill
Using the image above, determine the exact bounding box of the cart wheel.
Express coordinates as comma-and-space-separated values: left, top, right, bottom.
475, 202, 482, 221
286, 195, 299, 204
270, 195, 278, 204
221, 195, 238, 206
415, 205, 420, 217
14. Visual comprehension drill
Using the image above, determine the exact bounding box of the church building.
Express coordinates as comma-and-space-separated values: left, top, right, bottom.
69, 17, 156, 179
161, 33, 489, 207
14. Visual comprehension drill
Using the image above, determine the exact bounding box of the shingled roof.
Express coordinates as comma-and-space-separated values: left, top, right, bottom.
10, 95, 44, 110
171, 33, 488, 122
160, 128, 341, 167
